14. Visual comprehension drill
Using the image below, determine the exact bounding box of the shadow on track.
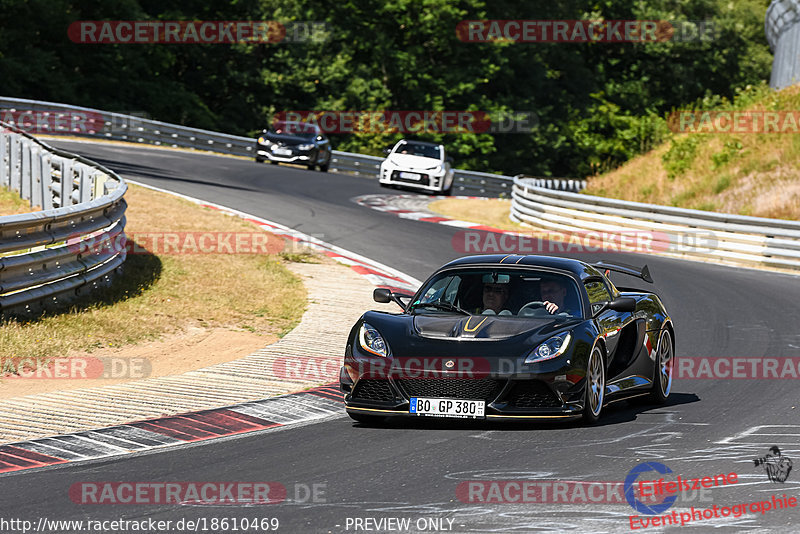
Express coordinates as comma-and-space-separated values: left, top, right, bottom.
86, 157, 265, 194
347, 392, 701, 431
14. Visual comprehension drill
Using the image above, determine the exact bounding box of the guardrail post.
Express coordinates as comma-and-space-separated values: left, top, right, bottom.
78, 165, 92, 203
31, 145, 42, 209
10, 135, 21, 193
93, 172, 107, 199
21, 138, 31, 202
61, 158, 74, 207
0, 129, 7, 188
41, 154, 54, 210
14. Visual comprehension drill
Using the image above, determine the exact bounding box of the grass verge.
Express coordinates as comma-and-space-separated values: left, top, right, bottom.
428, 197, 521, 231
0, 186, 40, 216
0, 183, 309, 361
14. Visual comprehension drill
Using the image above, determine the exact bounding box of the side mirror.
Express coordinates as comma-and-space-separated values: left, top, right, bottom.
609, 297, 636, 312
592, 297, 636, 316
373, 288, 392, 303
383, 147, 392, 155
373, 288, 413, 309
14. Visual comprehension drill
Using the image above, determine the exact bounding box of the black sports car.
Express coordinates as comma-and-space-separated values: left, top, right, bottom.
255, 120, 331, 171
340, 255, 674, 424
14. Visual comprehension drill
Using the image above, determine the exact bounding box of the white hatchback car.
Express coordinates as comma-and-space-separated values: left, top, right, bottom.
379, 140, 454, 194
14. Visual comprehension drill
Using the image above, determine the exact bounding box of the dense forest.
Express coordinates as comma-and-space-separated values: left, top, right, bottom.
0, 0, 773, 177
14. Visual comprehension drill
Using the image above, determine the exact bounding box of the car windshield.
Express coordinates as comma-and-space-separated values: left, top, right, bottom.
394, 142, 441, 159
412, 268, 582, 319
269, 121, 318, 138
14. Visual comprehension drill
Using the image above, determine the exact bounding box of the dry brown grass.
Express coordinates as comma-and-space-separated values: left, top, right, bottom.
583, 85, 800, 220
428, 198, 522, 231
0, 183, 309, 360
0, 186, 40, 215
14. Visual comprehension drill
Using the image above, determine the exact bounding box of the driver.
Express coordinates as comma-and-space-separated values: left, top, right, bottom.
480, 274, 512, 315
540, 278, 568, 314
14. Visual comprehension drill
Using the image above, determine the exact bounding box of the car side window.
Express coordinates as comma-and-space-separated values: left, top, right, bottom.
422, 276, 460, 304
584, 280, 611, 315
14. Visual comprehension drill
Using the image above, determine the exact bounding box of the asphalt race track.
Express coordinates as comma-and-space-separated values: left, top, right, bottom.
2, 139, 800, 533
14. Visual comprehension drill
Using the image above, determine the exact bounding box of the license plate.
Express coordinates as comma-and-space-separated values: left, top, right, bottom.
272, 147, 292, 156
399, 171, 420, 180
410, 397, 485, 418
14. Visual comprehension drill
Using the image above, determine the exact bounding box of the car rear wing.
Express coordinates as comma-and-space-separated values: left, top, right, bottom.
592, 261, 653, 283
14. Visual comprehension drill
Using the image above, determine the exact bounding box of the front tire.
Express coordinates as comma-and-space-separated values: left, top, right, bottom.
583, 345, 606, 424
648, 329, 673, 404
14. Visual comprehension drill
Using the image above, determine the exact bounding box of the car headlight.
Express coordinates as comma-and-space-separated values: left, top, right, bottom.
297, 143, 314, 150
258, 137, 271, 146
359, 323, 389, 357
525, 332, 571, 363
427, 165, 443, 173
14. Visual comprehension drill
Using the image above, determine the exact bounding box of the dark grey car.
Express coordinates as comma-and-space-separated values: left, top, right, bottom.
255, 121, 331, 171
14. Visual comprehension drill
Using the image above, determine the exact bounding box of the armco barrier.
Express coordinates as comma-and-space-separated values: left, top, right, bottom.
0, 121, 127, 314
511, 176, 800, 271
0, 97, 581, 198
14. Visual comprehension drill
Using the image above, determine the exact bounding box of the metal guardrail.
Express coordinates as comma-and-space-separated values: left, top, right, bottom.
511, 177, 800, 271
0, 97, 584, 198
513, 175, 586, 193
0, 97, 255, 157
0, 121, 127, 314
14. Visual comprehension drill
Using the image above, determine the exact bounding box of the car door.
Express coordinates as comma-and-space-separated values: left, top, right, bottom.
585, 278, 633, 370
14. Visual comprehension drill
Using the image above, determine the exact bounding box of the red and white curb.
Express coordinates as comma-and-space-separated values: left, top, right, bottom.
0, 385, 342, 475
354, 193, 504, 233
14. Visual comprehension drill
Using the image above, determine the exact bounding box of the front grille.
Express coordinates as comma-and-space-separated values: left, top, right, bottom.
397, 378, 503, 402
352, 379, 395, 402
505, 381, 562, 408
391, 171, 430, 185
